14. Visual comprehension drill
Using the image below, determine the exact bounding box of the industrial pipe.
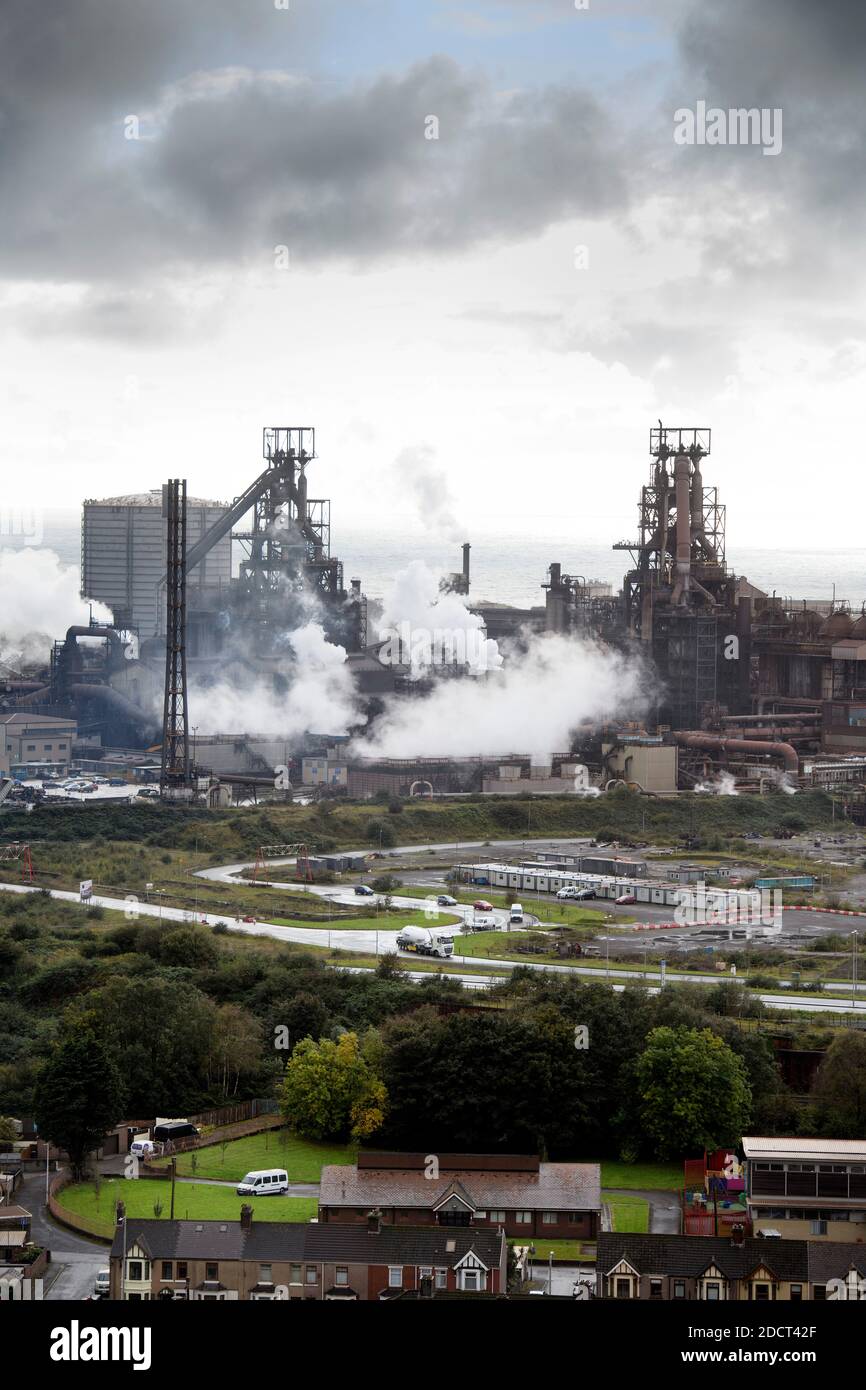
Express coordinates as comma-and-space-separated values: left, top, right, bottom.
673, 730, 799, 775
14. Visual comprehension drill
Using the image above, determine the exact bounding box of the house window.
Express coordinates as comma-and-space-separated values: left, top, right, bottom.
754, 1284, 770, 1301
419, 1266, 433, 1280
811, 1219, 828, 1236
615, 1278, 631, 1299
568, 1212, 583, 1224
127, 1261, 145, 1282
177, 1263, 187, 1280
475, 1210, 487, 1220
161, 1262, 173, 1281
542, 1212, 558, 1225
705, 1283, 720, 1301
305, 1267, 318, 1285
259, 1265, 272, 1285
462, 1270, 480, 1292
489, 1210, 505, 1223
205, 1264, 218, 1282
673, 1280, 686, 1299
515, 1211, 532, 1224
791, 1284, 803, 1302
335, 1268, 349, 1286
435, 1268, 447, 1289
813, 1285, 826, 1301
290, 1264, 302, 1284
650, 1279, 663, 1299
388, 1267, 403, 1288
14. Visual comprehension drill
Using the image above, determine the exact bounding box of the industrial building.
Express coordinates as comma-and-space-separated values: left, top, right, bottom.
0, 712, 77, 778
82, 490, 232, 641
3, 418, 866, 801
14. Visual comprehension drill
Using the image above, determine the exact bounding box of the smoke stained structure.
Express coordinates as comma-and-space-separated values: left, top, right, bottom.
188, 622, 361, 738
355, 632, 650, 758
0, 548, 112, 667
377, 560, 501, 674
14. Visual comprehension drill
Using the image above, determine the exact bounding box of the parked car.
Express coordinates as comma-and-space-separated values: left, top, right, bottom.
615, 893, 637, 905
473, 899, 493, 912
573, 888, 596, 900
436, 894, 458, 906
129, 1138, 160, 1158
94, 1269, 110, 1296
509, 903, 524, 923
236, 1168, 289, 1197
354, 884, 375, 896
557, 886, 580, 899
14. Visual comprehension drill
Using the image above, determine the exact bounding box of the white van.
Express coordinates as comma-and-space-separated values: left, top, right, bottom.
236, 1168, 289, 1196
509, 903, 524, 924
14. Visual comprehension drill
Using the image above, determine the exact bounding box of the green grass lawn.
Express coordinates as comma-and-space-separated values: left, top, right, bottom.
269, 909, 460, 932
510, 1238, 594, 1261
453, 926, 602, 965
58, 1178, 318, 1230
599, 1160, 682, 1190
604, 1193, 650, 1233
154, 1131, 354, 1183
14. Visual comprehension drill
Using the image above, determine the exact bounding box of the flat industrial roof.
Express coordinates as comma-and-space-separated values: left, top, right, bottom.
742, 1137, 866, 1161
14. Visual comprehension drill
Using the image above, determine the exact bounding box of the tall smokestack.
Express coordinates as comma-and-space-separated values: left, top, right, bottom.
672, 452, 692, 605
462, 542, 471, 587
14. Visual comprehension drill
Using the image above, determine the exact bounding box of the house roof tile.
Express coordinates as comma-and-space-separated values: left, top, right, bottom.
319, 1162, 601, 1212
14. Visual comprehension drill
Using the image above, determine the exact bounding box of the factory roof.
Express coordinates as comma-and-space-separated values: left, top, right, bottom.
84, 490, 229, 508
0, 712, 77, 727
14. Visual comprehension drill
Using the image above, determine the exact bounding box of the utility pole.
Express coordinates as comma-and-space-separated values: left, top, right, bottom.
160, 479, 192, 803
170, 1157, 177, 1220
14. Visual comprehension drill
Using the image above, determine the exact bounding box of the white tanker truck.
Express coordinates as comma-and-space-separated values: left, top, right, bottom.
395, 925, 455, 959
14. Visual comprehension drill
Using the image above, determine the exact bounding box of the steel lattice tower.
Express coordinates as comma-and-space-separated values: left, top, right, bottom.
160, 478, 192, 799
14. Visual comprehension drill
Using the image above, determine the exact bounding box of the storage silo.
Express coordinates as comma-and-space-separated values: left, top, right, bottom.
81, 490, 232, 639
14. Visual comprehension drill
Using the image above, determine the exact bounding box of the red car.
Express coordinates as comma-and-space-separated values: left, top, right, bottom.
473, 899, 493, 912
615, 893, 636, 906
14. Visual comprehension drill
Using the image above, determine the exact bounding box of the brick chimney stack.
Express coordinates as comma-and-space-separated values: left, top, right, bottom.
367, 1207, 382, 1235
240, 1204, 253, 1232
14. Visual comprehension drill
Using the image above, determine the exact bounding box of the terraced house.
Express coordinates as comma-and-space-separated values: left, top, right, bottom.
598, 1233, 866, 1301
318, 1152, 601, 1242
109, 1204, 507, 1301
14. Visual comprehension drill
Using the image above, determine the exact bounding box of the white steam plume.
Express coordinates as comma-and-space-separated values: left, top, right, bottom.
188, 622, 361, 738
377, 560, 501, 674
695, 772, 739, 796
0, 548, 112, 667
393, 445, 461, 540
354, 632, 649, 758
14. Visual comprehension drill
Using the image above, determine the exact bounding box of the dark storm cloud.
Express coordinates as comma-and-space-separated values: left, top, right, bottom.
0, 3, 632, 282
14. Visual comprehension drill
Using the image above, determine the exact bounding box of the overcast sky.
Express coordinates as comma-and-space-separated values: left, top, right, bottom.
1, 0, 864, 551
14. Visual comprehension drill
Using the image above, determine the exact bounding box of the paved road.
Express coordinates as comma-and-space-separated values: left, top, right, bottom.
3, 846, 865, 1012
606, 1187, 681, 1235
16, 1169, 107, 1301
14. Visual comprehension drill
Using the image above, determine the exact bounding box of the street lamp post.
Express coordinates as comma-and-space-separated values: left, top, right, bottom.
852, 930, 859, 1011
